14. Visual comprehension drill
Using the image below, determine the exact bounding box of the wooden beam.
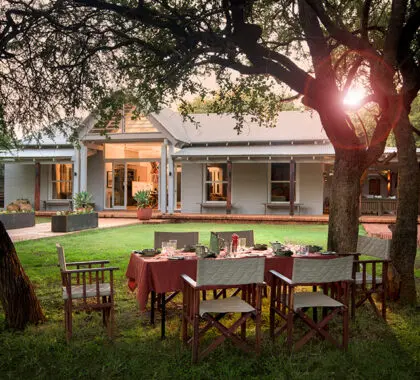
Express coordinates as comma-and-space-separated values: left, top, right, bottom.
289, 160, 296, 216
34, 162, 41, 211
226, 161, 232, 214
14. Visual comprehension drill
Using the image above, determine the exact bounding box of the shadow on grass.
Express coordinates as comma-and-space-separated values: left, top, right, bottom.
0, 296, 419, 380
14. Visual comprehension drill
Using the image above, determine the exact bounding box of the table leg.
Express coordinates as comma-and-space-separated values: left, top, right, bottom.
161, 292, 166, 340
150, 291, 156, 325
312, 285, 318, 322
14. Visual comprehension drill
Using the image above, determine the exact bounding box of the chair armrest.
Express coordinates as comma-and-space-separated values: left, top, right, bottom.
66, 260, 110, 266
64, 267, 119, 274
270, 270, 293, 285
181, 274, 197, 288
358, 259, 390, 264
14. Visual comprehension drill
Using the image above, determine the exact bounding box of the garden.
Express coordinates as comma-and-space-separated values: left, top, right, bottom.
0, 223, 419, 379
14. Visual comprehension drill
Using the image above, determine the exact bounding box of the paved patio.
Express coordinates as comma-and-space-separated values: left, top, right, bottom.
7, 218, 166, 242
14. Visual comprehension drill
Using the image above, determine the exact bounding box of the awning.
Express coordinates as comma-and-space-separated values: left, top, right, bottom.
0, 148, 75, 162
172, 144, 335, 160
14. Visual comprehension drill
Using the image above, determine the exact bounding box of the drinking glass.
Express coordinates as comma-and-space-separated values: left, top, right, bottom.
168, 240, 177, 257
239, 238, 247, 251
161, 241, 169, 255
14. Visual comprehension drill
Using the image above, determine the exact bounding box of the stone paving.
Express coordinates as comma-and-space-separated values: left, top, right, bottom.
7, 218, 160, 242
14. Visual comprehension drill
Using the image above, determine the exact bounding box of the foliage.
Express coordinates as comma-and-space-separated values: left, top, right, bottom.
55, 209, 94, 216
73, 191, 94, 210
0, 223, 417, 378
133, 190, 151, 209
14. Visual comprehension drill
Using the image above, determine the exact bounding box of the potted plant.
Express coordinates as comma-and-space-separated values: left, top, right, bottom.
51, 192, 98, 232
0, 199, 35, 230
133, 190, 153, 220
73, 191, 95, 211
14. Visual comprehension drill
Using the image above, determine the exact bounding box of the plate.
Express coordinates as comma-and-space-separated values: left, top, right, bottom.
321, 251, 336, 255
246, 253, 265, 257
168, 256, 185, 260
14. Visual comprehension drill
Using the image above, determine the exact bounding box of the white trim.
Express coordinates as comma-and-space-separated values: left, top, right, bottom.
48, 163, 74, 201
267, 162, 299, 203
202, 162, 230, 203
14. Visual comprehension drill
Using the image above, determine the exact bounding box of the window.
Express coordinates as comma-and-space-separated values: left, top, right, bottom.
270, 163, 295, 202
205, 163, 228, 201
51, 164, 73, 199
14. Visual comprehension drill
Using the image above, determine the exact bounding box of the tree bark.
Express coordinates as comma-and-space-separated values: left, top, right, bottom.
391, 113, 419, 304
328, 148, 365, 252
0, 221, 45, 329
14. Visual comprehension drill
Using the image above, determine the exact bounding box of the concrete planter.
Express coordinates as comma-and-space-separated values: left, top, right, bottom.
52, 213, 98, 232
0, 212, 35, 230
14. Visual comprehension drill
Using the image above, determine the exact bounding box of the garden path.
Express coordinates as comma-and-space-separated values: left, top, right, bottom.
7, 218, 160, 242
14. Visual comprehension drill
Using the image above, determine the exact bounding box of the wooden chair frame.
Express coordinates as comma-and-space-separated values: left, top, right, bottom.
269, 261, 353, 351
182, 277, 264, 363
57, 244, 119, 342
151, 231, 200, 339
351, 256, 389, 319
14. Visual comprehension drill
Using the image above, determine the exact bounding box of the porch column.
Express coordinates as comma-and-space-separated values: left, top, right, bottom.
226, 160, 232, 214
289, 159, 296, 216
160, 139, 168, 213
34, 162, 41, 211
73, 147, 80, 195
80, 143, 88, 192
167, 144, 175, 214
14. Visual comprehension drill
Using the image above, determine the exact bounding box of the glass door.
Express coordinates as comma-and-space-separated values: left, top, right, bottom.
112, 163, 126, 208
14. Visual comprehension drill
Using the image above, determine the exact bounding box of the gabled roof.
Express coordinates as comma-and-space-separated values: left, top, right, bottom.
153, 109, 328, 144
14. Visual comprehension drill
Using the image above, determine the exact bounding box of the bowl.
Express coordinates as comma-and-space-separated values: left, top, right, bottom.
274, 249, 293, 257
253, 244, 268, 251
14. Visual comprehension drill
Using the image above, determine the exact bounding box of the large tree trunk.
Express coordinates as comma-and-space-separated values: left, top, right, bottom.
0, 221, 45, 329
391, 113, 418, 304
328, 148, 364, 252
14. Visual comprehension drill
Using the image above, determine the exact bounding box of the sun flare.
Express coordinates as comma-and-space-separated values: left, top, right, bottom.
343, 89, 365, 106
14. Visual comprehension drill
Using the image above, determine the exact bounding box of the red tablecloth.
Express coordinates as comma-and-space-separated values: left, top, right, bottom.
126, 253, 295, 311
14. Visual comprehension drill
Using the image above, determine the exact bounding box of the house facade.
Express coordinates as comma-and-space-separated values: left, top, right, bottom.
0, 108, 404, 215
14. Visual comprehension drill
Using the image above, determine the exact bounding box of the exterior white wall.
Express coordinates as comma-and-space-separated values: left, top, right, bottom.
87, 151, 105, 210
180, 163, 202, 213
4, 164, 35, 206
232, 163, 267, 214
180, 161, 324, 215
297, 162, 324, 215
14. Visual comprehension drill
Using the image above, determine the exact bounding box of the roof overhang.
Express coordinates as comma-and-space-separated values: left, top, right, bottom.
0, 148, 75, 162
173, 144, 335, 162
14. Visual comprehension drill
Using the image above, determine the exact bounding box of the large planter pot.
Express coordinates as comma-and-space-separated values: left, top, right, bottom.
0, 212, 35, 230
137, 208, 153, 220
52, 213, 98, 232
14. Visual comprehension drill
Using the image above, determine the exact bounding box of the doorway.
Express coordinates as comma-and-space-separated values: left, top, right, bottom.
105, 161, 159, 209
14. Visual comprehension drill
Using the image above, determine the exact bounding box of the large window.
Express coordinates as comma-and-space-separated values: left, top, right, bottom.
51, 164, 73, 199
205, 163, 228, 201
270, 163, 295, 202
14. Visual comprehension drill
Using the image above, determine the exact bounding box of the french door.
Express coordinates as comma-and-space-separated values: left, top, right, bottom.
112, 163, 126, 208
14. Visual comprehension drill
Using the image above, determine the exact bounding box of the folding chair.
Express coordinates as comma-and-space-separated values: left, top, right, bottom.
152, 231, 199, 338
56, 243, 119, 342
182, 257, 265, 363
270, 256, 353, 351
352, 235, 391, 319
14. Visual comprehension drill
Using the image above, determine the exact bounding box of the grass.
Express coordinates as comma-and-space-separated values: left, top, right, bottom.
35, 216, 51, 224
1, 223, 419, 379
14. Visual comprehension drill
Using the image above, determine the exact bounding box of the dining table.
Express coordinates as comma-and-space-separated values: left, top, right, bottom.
125, 249, 335, 339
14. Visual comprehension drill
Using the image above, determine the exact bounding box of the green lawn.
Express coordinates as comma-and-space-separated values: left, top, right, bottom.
35, 216, 51, 224
1, 223, 419, 379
